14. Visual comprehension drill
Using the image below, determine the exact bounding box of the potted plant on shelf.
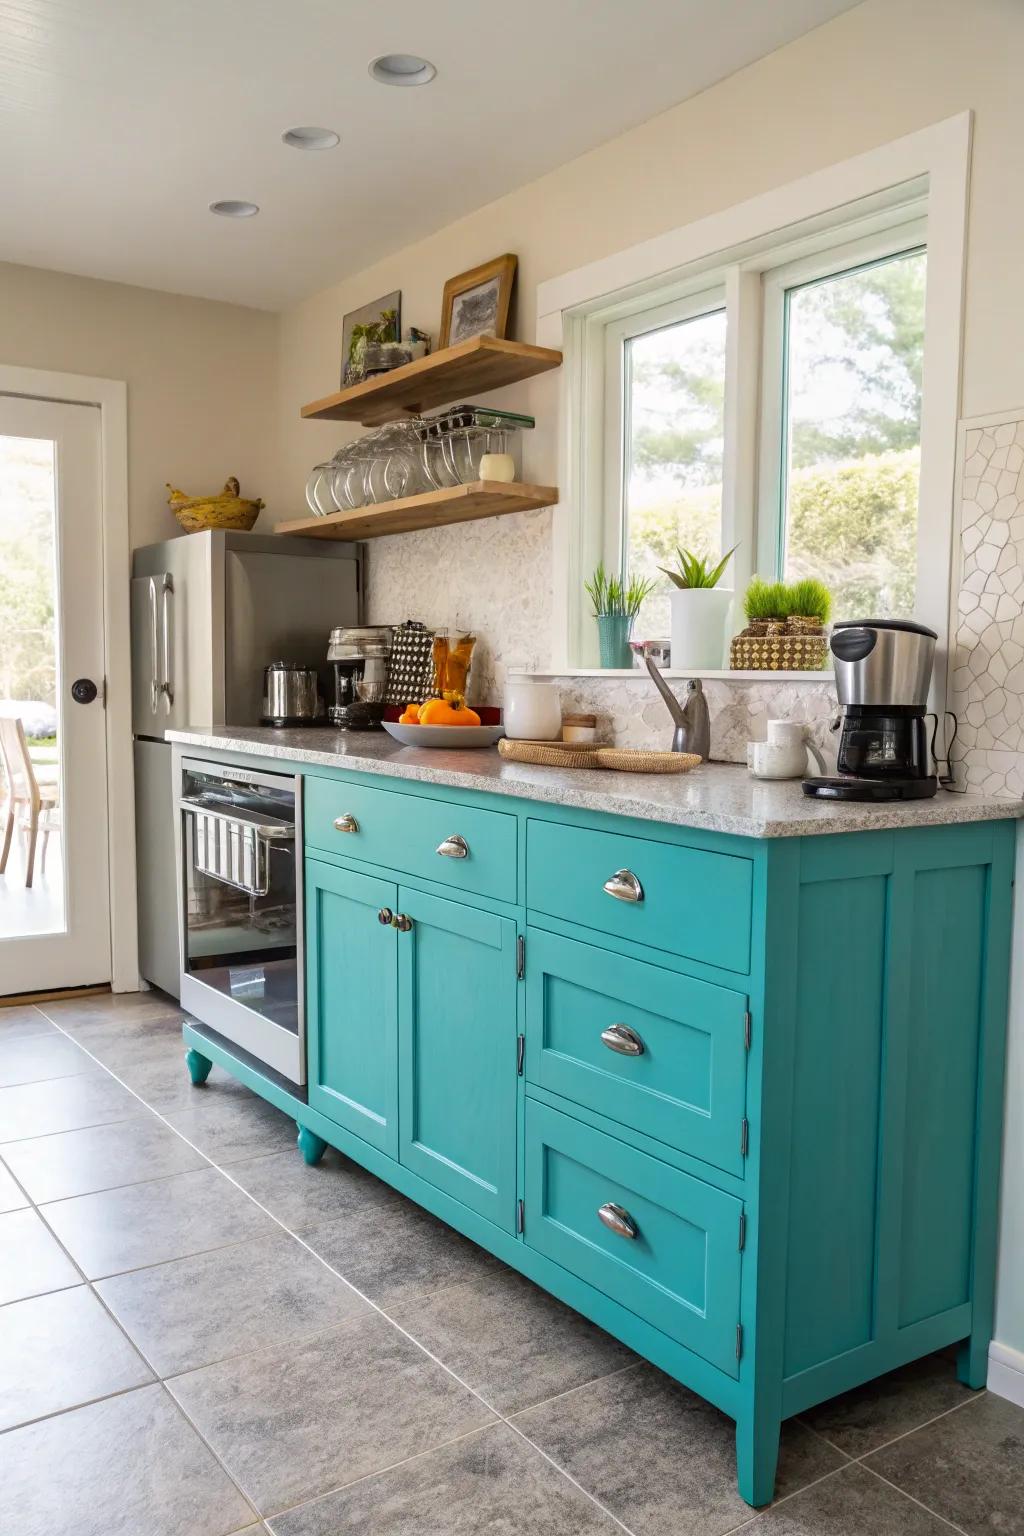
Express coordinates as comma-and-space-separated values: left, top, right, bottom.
730, 576, 832, 670
584, 563, 655, 668
659, 545, 737, 671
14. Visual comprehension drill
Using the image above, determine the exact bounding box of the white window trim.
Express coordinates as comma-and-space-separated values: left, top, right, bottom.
537, 112, 972, 706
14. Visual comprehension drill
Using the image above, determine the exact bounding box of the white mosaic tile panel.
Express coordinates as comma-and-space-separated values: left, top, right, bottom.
952, 413, 1024, 797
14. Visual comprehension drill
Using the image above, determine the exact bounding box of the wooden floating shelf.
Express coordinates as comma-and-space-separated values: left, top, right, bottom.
300, 336, 563, 426
274, 480, 559, 542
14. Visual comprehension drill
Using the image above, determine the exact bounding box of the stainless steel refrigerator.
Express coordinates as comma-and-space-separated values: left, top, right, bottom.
131, 529, 362, 996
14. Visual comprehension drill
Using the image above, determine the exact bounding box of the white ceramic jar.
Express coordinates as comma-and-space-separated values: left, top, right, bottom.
502, 676, 562, 740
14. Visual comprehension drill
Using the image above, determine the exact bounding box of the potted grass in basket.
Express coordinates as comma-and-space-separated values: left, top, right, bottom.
585, 563, 656, 668
730, 577, 832, 670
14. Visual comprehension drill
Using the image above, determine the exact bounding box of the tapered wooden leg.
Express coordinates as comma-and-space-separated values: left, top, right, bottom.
297, 1124, 327, 1166
736, 1406, 781, 1508
957, 1335, 989, 1390
185, 1048, 213, 1086
0, 806, 13, 873
24, 812, 38, 889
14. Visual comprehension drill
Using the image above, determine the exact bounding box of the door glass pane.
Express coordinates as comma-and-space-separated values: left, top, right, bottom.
781, 247, 926, 619
0, 435, 64, 936
624, 309, 727, 641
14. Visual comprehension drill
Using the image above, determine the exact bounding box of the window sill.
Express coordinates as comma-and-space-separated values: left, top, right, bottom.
525, 668, 834, 683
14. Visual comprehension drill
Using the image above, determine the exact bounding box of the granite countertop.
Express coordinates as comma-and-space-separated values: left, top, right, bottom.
167, 727, 1024, 839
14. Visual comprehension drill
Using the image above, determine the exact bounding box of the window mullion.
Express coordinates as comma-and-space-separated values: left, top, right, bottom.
722, 266, 763, 606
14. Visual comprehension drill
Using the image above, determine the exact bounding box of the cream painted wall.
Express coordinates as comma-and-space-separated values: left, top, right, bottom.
0, 261, 283, 549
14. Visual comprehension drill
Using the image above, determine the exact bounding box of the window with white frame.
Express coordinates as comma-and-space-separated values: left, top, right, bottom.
578, 202, 931, 657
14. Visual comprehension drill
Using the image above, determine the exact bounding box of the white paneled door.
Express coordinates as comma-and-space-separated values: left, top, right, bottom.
0, 395, 111, 994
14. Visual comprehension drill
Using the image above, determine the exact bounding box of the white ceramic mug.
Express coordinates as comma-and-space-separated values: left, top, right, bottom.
502, 676, 562, 740
746, 721, 827, 779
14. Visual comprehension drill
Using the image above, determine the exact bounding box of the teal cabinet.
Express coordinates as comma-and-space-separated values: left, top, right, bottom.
398, 887, 518, 1230
185, 756, 1017, 1513
305, 859, 398, 1157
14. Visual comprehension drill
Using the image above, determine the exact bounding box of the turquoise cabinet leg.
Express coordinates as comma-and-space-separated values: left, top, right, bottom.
297, 1123, 328, 1166
185, 1048, 213, 1086
736, 1409, 781, 1508
956, 1335, 989, 1390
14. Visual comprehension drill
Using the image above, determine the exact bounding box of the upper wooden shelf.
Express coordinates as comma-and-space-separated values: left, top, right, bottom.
300, 335, 563, 426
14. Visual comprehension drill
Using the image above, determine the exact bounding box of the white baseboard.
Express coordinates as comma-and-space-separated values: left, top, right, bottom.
988, 1341, 1024, 1407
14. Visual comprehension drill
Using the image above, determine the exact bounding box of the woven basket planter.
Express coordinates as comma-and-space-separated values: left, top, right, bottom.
730, 616, 828, 671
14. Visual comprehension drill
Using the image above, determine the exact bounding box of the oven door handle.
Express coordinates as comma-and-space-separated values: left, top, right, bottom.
179, 798, 295, 840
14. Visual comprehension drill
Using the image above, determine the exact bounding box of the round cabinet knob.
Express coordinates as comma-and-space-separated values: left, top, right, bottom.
602, 869, 644, 903
436, 834, 469, 859
71, 677, 98, 705
377, 907, 394, 926
394, 913, 413, 933
333, 814, 359, 834
600, 1023, 645, 1056
597, 1202, 639, 1240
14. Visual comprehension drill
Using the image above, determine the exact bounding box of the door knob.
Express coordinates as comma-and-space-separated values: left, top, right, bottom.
377, 907, 394, 926
597, 1202, 638, 1240
71, 678, 99, 705
393, 913, 413, 932
602, 869, 643, 903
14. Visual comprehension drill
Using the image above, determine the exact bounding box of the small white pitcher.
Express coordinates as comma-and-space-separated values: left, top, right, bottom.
747, 719, 827, 780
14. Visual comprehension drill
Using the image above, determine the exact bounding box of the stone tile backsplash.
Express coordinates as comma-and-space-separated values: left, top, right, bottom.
952, 412, 1024, 798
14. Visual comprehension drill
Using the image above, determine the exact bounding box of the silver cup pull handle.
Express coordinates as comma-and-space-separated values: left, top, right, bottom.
334, 814, 359, 834
436, 834, 469, 859
598, 1202, 638, 1241
601, 1023, 645, 1057
603, 869, 643, 903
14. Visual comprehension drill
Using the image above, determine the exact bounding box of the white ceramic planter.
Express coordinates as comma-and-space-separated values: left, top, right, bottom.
668, 587, 732, 671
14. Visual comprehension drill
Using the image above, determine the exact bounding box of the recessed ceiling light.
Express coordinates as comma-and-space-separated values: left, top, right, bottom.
282, 126, 340, 151
209, 199, 259, 218
368, 53, 436, 86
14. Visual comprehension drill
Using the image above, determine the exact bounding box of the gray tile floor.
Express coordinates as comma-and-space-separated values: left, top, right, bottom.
2, 991, 1022, 1536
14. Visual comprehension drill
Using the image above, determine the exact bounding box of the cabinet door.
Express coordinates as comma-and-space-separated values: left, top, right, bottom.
305, 858, 399, 1157
397, 887, 518, 1231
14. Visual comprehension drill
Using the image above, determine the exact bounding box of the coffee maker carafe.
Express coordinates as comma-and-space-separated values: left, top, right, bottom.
803, 619, 939, 801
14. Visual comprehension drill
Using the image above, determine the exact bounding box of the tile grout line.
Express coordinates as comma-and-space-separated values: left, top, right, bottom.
36, 1008, 643, 1536
856, 1461, 974, 1536
850, 1389, 987, 1463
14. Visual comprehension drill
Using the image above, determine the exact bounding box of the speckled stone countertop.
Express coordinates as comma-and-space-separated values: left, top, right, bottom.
168, 727, 1024, 839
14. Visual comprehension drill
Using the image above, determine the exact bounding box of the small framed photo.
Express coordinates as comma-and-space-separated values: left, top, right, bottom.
439, 255, 517, 350
341, 291, 401, 386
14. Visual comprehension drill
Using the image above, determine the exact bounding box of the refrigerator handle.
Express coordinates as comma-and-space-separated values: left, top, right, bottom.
159, 574, 174, 710
148, 577, 160, 712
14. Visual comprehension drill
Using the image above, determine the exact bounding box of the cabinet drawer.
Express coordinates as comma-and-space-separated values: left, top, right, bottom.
305, 776, 517, 903
526, 819, 752, 973
526, 929, 747, 1176
525, 1100, 742, 1376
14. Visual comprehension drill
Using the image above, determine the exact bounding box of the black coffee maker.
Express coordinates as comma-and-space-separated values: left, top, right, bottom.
803, 619, 939, 801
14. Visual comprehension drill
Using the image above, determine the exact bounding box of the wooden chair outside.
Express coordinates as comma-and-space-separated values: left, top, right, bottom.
0, 717, 60, 888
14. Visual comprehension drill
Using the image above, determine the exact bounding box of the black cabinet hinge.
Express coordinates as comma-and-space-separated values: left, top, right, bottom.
738, 1211, 746, 1251
740, 1118, 749, 1157
516, 934, 525, 980
516, 1198, 525, 1235
516, 1034, 525, 1076
743, 1011, 752, 1050
736, 1323, 743, 1360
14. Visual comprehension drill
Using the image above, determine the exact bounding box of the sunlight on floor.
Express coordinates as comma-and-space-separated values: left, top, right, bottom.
0, 833, 65, 939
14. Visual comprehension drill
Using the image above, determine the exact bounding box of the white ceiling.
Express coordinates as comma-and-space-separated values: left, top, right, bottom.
0, 0, 860, 310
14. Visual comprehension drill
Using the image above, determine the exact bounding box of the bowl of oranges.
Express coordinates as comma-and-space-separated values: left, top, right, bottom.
382, 694, 505, 749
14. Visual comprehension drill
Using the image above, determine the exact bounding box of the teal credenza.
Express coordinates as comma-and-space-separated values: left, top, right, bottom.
183, 758, 1015, 1506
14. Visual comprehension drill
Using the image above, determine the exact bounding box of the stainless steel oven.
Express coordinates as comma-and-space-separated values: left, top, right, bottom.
179, 757, 304, 1083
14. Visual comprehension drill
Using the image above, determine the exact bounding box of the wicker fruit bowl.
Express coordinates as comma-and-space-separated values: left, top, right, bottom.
167, 477, 264, 533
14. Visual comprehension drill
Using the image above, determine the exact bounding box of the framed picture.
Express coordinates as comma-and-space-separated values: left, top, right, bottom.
439, 255, 516, 350
341, 291, 401, 386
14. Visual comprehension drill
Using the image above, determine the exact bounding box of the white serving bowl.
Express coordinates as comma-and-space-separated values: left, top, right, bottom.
382, 721, 505, 749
